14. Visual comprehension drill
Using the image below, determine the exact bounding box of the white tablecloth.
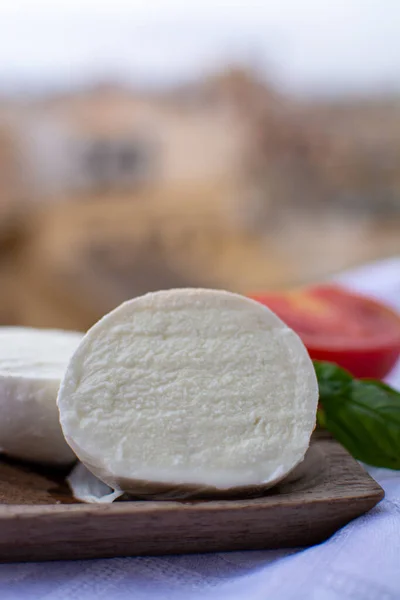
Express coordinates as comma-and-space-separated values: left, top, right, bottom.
1, 258, 400, 600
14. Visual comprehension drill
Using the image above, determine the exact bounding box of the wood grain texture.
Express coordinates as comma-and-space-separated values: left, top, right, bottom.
0, 433, 384, 562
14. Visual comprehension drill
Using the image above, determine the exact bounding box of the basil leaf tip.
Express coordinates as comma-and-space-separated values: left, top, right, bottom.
314, 360, 400, 470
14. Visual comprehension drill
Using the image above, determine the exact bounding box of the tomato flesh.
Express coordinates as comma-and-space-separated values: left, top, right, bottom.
250, 285, 400, 379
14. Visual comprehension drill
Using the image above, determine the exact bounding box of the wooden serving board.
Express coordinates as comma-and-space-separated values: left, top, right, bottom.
0, 432, 383, 562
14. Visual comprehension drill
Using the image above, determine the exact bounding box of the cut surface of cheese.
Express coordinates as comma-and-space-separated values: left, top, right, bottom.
58, 289, 318, 497
0, 327, 83, 465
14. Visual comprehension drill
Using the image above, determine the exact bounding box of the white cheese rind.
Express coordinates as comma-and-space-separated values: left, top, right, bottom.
0, 327, 83, 465
67, 462, 125, 503
58, 289, 318, 497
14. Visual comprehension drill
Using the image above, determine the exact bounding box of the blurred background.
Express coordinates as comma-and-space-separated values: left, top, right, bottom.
0, 1, 399, 331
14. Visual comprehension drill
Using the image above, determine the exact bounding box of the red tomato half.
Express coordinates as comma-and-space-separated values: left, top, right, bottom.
250, 285, 400, 379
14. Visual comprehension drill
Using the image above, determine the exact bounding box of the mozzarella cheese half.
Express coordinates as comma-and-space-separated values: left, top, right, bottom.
0, 327, 83, 465
58, 289, 318, 498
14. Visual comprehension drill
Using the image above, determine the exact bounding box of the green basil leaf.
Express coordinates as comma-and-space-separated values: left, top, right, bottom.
314, 360, 400, 469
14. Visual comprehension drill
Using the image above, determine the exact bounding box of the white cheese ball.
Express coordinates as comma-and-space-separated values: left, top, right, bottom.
0, 327, 83, 465
58, 289, 318, 498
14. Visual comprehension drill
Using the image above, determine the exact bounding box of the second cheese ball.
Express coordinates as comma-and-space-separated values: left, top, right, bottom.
58, 289, 318, 498
0, 327, 82, 465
